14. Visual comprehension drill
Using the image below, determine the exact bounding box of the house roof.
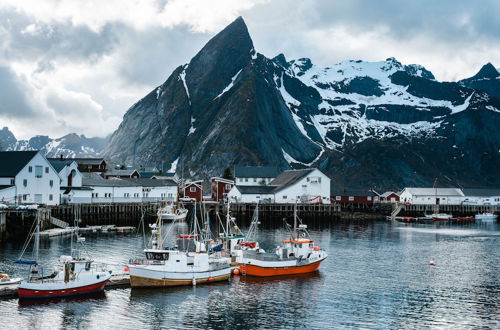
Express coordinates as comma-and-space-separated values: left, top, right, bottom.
269, 169, 316, 192
153, 173, 176, 179
331, 189, 373, 197
235, 185, 276, 194
72, 158, 105, 165
211, 177, 234, 184
104, 169, 140, 177
234, 166, 279, 178
381, 191, 399, 198
0, 185, 14, 190
402, 187, 464, 196
48, 159, 75, 172
0, 151, 38, 177
122, 178, 177, 187
461, 188, 500, 197
139, 172, 156, 178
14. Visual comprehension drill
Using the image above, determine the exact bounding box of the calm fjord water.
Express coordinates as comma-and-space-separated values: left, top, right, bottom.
0, 220, 499, 329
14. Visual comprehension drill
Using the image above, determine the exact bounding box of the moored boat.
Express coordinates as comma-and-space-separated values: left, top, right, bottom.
17, 211, 112, 300
158, 202, 188, 222
475, 212, 497, 221
129, 203, 231, 287
239, 203, 327, 277
0, 273, 22, 285
427, 213, 453, 221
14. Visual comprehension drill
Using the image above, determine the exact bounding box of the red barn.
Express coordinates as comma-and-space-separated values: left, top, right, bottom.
331, 189, 378, 204
381, 191, 400, 203
183, 181, 203, 202
211, 177, 234, 201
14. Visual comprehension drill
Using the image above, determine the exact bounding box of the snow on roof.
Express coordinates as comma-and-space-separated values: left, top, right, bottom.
403, 187, 464, 196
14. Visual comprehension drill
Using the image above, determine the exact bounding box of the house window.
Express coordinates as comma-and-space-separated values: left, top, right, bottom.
23, 194, 27, 201
253, 178, 257, 182
35, 166, 43, 178
190, 187, 196, 192
245, 178, 248, 182
256, 196, 260, 199
283, 196, 287, 199
225, 184, 231, 190
367, 196, 372, 201
23, 179, 27, 187
336, 196, 341, 201
124, 193, 129, 198
45, 167, 49, 173
349, 196, 354, 201
307, 178, 310, 182
49, 194, 53, 201
50, 180, 53, 187
10, 179, 14, 185
302, 185, 307, 188
28, 166, 32, 173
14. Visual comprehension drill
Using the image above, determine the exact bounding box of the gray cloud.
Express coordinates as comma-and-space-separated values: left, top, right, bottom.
0, 0, 499, 139
0, 65, 35, 117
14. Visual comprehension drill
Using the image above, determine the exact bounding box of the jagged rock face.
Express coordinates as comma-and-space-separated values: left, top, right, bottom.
459, 63, 500, 101
103, 17, 500, 188
0, 127, 107, 157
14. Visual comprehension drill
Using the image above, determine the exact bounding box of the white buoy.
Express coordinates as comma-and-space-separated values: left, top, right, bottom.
428, 260, 436, 266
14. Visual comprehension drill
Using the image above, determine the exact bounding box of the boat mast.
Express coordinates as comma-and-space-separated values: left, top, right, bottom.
226, 200, 230, 236
33, 210, 40, 262
293, 202, 298, 240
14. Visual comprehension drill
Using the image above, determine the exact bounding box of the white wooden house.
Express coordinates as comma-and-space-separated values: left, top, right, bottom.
228, 168, 331, 204
233, 166, 279, 186
461, 189, 500, 205
0, 151, 61, 205
399, 187, 464, 205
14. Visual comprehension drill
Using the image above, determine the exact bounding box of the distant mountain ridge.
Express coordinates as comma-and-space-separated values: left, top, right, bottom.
0, 127, 107, 158
95, 17, 500, 188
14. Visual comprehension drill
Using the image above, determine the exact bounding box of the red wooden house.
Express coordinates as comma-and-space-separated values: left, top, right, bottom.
331, 189, 378, 204
381, 191, 400, 203
211, 177, 234, 201
183, 180, 203, 202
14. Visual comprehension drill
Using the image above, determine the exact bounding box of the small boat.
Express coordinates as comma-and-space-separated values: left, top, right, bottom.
0, 273, 22, 285
239, 203, 327, 277
158, 202, 188, 222
17, 210, 112, 300
475, 213, 497, 221
129, 203, 231, 287
427, 213, 453, 221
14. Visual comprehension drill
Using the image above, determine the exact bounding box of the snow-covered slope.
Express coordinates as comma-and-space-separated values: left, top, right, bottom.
103, 17, 500, 188
0, 127, 107, 158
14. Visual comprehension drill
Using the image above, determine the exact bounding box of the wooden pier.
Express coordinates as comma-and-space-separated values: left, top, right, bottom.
396, 203, 500, 217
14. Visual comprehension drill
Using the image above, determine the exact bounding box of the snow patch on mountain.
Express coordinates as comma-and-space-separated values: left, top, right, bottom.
215, 69, 242, 99
179, 65, 190, 105
188, 116, 196, 135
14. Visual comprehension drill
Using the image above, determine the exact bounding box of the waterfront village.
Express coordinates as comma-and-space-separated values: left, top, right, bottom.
0, 150, 499, 208
0, 150, 499, 300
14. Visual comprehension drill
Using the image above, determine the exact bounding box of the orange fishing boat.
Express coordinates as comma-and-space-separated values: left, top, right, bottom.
239, 203, 327, 277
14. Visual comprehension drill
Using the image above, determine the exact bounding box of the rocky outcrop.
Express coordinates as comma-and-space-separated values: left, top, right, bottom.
103, 17, 500, 189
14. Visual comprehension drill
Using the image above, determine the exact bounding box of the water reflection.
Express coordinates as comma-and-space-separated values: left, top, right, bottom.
0, 220, 498, 329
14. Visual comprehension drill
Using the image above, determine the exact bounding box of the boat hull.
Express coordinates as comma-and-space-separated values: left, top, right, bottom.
240, 258, 325, 277
130, 273, 230, 287
18, 279, 108, 300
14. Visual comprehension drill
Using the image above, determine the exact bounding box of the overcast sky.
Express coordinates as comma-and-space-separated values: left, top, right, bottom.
1, 0, 499, 139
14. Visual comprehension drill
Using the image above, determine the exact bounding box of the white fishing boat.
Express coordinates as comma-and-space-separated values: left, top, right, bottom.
220, 202, 263, 265
0, 273, 22, 285
17, 210, 112, 300
158, 202, 188, 222
129, 203, 231, 287
475, 212, 497, 221
239, 203, 327, 277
